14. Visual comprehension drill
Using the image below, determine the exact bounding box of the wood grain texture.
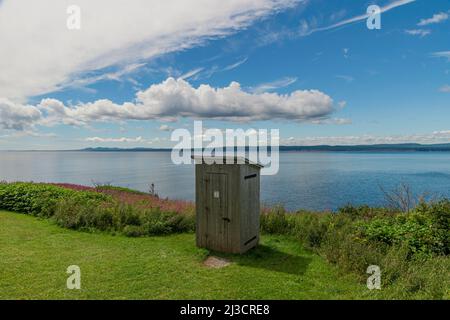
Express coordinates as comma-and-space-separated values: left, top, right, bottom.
195, 162, 260, 254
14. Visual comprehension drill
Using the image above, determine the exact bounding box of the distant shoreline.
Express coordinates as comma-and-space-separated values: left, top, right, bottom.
2, 143, 450, 152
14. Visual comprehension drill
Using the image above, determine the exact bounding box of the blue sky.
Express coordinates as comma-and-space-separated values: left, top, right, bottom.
0, 0, 449, 149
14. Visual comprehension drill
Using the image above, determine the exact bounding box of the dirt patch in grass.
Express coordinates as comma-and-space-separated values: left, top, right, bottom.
203, 256, 232, 269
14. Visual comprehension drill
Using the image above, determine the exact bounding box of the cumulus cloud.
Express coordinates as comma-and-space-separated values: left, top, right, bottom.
0, 0, 299, 100
36, 77, 335, 124
0, 98, 42, 130
418, 12, 448, 26
0, 78, 336, 130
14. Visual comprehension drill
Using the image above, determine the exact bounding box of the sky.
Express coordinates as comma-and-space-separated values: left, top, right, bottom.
0, 0, 449, 150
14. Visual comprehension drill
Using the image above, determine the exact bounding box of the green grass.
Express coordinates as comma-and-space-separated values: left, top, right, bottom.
0, 211, 372, 300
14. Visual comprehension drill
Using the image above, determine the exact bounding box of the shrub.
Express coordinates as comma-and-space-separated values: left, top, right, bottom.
294, 213, 333, 249
360, 210, 447, 256
53, 199, 114, 231
260, 201, 450, 299
52, 197, 195, 236
0, 182, 109, 217
140, 209, 195, 236
260, 206, 293, 234
338, 204, 393, 220
123, 225, 146, 237
0, 182, 195, 237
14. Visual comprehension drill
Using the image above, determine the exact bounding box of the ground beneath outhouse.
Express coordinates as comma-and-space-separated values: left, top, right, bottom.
203, 256, 232, 268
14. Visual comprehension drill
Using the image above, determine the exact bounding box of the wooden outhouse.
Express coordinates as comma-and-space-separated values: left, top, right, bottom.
192, 155, 263, 254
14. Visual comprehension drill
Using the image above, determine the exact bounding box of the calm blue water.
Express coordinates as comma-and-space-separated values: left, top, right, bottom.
1, 151, 450, 211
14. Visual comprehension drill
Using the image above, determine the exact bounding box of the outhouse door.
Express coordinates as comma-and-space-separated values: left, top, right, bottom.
204, 173, 231, 252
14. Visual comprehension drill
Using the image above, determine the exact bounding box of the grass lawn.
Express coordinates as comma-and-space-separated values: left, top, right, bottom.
0, 211, 373, 300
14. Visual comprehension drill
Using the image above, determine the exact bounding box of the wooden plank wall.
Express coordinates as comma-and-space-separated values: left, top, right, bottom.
196, 164, 241, 253
240, 165, 260, 252
196, 163, 260, 254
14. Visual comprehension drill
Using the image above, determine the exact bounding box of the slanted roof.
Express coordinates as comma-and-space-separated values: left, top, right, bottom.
191, 155, 264, 168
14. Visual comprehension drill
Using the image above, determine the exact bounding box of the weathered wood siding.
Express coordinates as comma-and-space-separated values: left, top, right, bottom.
195, 162, 260, 254
239, 165, 260, 252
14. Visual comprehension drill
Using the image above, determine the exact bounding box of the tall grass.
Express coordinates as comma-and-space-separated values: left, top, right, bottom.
260, 202, 450, 299
0, 182, 195, 236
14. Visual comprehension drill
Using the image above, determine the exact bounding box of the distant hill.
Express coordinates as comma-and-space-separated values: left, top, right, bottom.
278, 143, 450, 152
80, 143, 450, 152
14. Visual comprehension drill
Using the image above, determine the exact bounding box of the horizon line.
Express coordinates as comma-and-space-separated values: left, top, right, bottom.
1, 142, 450, 152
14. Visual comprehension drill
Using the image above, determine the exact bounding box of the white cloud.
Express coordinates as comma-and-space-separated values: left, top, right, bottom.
250, 77, 298, 93
311, 118, 352, 125
405, 29, 431, 37
86, 136, 145, 143
0, 78, 337, 130
147, 137, 165, 145
439, 85, 450, 93
159, 124, 174, 131
418, 12, 448, 26
338, 101, 347, 109
35, 77, 334, 124
178, 68, 205, 80
222, 57, 248, 71
335, 75, 354, 83
332, 118, 352, 125
431, 51, 450, 61
434, 130, 450, 135
298, 0, 416, 36
0, 98, 42, 130
180, 57, 249, 81
68, 63, 146, 89
0, 0, 299, 100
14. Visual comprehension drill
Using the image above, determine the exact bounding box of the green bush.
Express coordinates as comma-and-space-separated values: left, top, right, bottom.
359, 203, 449, 256
260, 201, 450, 299
53, 198, 195, 236
0, 182, 109, 217
140, 209, 195, 236
53, 200, 115, 232
260, 206, 294, 235
0, 182, 195, 237
338, 204, 392, 220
